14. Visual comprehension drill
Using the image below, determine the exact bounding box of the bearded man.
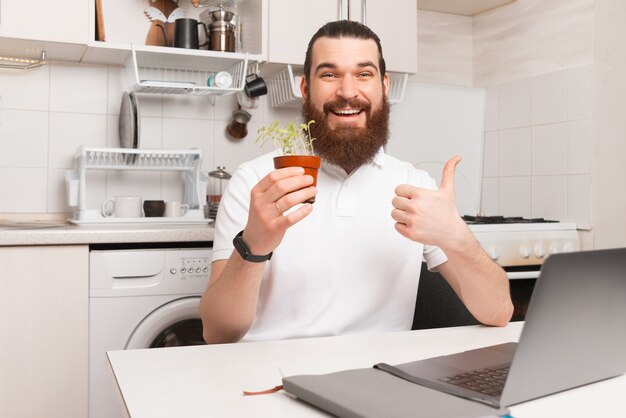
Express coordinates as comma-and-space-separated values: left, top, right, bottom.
200, 20, 513, 344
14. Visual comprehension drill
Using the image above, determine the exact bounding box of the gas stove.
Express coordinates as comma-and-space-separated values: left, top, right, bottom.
462, 215, 558, 225
460, 215, 580, 322
463, 216, 580, 268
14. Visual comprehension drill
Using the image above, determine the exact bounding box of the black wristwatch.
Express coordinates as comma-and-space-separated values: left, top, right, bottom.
233, 230, 273, 262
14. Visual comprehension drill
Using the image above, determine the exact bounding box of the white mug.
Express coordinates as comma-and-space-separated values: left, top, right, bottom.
164, 201, 190, 217
101, 196, 143, 218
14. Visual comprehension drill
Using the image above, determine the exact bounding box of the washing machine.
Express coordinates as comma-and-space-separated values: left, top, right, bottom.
88, 243, 212, 418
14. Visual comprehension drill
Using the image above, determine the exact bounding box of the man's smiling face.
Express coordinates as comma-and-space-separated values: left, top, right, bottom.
302, 36, 389, 130
300, 36, 391, 174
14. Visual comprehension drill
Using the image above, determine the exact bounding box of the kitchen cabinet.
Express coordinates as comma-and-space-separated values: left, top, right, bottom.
267, 0, 417, 73
267, 0, 348, 65
0, 0, 89, 63
0, 0, 88, 43
351, 0, 418, 74
0, 245, 89, 418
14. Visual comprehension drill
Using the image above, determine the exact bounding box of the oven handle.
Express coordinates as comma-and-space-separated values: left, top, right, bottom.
507, 271, 540, 280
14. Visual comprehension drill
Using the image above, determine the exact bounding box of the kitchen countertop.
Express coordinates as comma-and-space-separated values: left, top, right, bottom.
0, 222, 214, 246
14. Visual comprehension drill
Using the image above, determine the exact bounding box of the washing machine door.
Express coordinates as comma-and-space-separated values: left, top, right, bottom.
125, 296, 206, 349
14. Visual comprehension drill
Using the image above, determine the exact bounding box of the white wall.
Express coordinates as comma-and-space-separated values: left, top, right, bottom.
0, 63, 299, 214
591, 0, 626, 249
473, 0, 595, 86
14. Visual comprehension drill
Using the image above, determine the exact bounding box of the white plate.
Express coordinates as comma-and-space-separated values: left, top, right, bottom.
118, 91, 135, 149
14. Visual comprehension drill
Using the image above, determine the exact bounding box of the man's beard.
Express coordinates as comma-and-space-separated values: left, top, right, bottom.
302, 95, 390, 173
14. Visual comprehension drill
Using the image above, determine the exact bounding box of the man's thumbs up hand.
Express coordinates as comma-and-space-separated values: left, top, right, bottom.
392, 156, 465, 247
439, 155, 462, 194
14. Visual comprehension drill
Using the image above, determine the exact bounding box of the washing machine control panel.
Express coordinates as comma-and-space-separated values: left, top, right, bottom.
170, 256, 211, 280
162, 249, 213, 292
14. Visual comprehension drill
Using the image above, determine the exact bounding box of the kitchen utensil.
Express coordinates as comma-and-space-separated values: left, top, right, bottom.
119, 92, 141, 148
206, 6, 236, 52
129, 92, 140, 150
145, 5, 185, 47
236, 90, 259, 110
143, 200, 166, 217
164, 201, 190, 217
207, 166, 231, 219
95, 0, 106, 41
118, 92, 135, 150
226, 108, 251, 140
244, 73, 268, 98
207, 8, 235, 23
207, 71, 233, 88
119, 91, 141, 164
175, 18, 209, 49
101, 196, 143, 218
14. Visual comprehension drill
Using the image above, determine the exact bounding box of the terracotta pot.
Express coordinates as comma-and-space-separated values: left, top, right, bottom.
273, 155, 321, 203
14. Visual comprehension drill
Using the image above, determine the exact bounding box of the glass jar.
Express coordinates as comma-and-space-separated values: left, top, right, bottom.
207, 166, 231, 219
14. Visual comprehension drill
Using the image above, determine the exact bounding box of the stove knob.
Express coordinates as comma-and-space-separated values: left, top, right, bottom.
487, 247, 500, 261
534, 245, 546, 259
563, 242, 577, 252
519, 245, 532, 259
549, 243, 560, 254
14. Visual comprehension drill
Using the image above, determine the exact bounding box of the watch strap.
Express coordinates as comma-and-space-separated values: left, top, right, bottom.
233, 230, 273, 262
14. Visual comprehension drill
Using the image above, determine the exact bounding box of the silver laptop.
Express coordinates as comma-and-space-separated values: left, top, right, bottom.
375, 247, 626, 408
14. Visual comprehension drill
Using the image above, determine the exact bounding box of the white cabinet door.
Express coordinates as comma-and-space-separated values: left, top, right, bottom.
356, 0, 417, 73
0, 0, 88, 43
267, 0, 416, 73
268, 0, 347, 65
0, 245, 88, 418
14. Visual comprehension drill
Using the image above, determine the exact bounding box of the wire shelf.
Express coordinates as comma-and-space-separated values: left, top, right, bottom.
129, 45, 248, 96
267, 65, 303, 107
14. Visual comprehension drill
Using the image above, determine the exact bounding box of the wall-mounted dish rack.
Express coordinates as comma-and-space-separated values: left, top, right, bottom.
127, 44, 249, 96
266, 64, 409, 107
66, 146, 209, 225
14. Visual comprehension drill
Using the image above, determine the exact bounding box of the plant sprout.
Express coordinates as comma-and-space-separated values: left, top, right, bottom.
256, 120, 316, 156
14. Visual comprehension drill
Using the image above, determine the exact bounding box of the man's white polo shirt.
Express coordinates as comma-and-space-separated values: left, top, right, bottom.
212, 148, 447, 342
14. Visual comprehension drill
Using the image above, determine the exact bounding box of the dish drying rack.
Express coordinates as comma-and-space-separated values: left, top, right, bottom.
66, 146, 208, 224
127, 44, 249, 97
266, 65, 409, 107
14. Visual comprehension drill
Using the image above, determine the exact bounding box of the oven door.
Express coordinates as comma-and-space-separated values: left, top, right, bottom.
412, 263, 540, 329
505, 265, 541, 321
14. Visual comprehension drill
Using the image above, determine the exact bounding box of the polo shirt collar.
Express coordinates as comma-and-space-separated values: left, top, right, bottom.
320, 147, 387, 175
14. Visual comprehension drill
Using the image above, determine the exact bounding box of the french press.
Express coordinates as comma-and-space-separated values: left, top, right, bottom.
207, 166, 232, 219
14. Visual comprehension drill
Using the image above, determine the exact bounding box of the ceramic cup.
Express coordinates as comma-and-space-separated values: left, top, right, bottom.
164, 201, 190, 217
143, 200, 166, 217
101, 196, 143, 218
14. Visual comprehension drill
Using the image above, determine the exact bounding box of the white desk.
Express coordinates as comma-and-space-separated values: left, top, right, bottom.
107, 322, 626, 417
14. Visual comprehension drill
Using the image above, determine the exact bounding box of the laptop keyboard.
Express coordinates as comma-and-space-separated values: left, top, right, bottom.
437, 364, 510, 397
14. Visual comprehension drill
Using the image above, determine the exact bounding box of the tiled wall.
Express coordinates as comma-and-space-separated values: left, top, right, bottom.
0, 63, 299, 214
481, 65, 593, 229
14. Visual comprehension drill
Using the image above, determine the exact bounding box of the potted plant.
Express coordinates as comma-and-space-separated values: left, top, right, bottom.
257, 120, 321, 203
